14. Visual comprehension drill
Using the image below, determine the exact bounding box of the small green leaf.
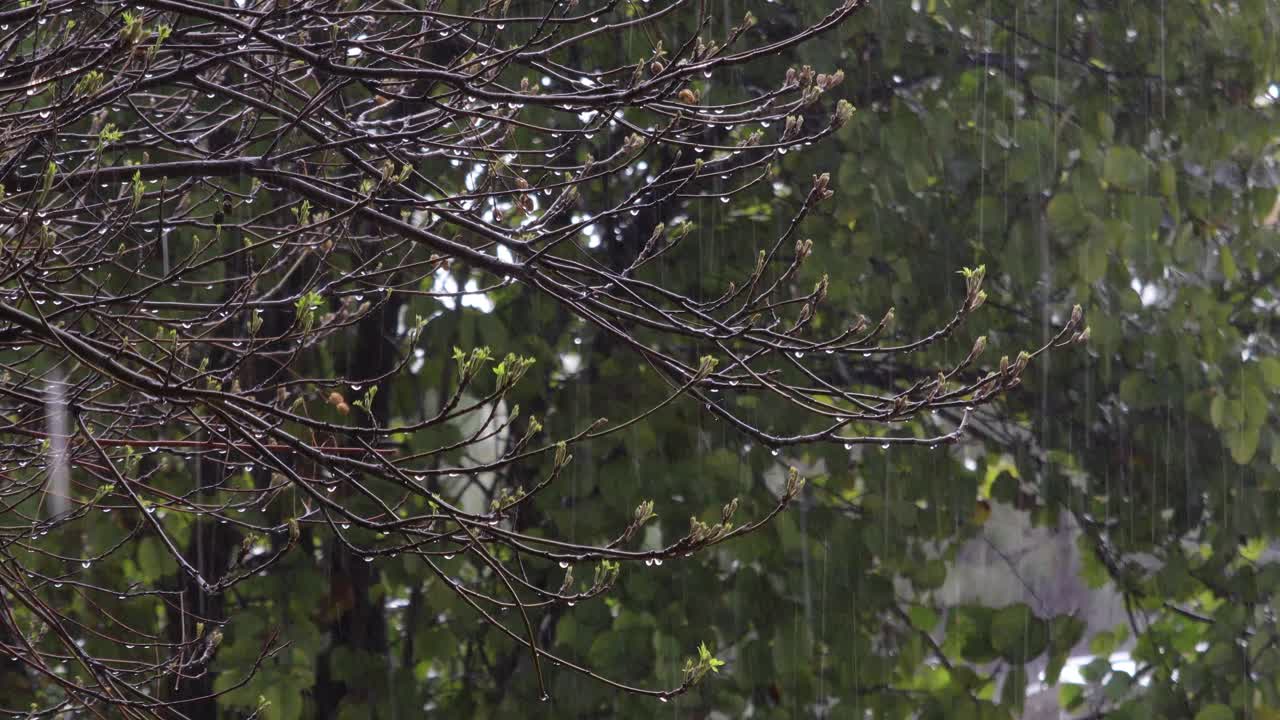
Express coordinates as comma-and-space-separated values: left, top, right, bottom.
1102, 146, 1148, 191
1260, 358, 1280, 388
1159, 160, 1177, 198
1221, 246, 1239, 282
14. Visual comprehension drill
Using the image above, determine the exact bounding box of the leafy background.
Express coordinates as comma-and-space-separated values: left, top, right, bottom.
5, 0, 1279, 718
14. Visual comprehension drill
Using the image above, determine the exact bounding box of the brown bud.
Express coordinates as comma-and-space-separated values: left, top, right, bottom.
328, 391, 345, 406
677, 88, 699, 104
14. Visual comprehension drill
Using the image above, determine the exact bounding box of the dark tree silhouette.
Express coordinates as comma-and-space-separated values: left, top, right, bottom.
0, 0, 1084, 716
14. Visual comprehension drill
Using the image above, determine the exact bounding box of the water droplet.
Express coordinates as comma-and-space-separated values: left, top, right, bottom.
719, 196, 730, 203
659, 696, 669, 703
341, 523, 350, 530
880, 443, 890, 449
589, 16, 599, 23
654, 559, 663, 566
644, 558, 654, 567
558, 561, 569, 568
770, 449, 779, 456
364, 556, 374, 562
444, 554, 455, 560
81, 561, 91, 568
844, 443, 853, 450
794, 351, 804, 358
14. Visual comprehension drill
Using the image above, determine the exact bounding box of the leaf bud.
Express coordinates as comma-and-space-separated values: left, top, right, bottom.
971, 335, 987, 359
832, 99, 856, 128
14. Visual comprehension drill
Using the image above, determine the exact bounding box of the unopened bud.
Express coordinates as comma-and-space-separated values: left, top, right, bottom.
832, 99, 855, 128
814, 274, 829, 302
929, 372, 946, 401
785, 467, 805, 498
1012, 351, 1031, 376
721, 497, 739, 523
784, 115, 803, 139
696, 355, 719, 380
971, 335, 987, 359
